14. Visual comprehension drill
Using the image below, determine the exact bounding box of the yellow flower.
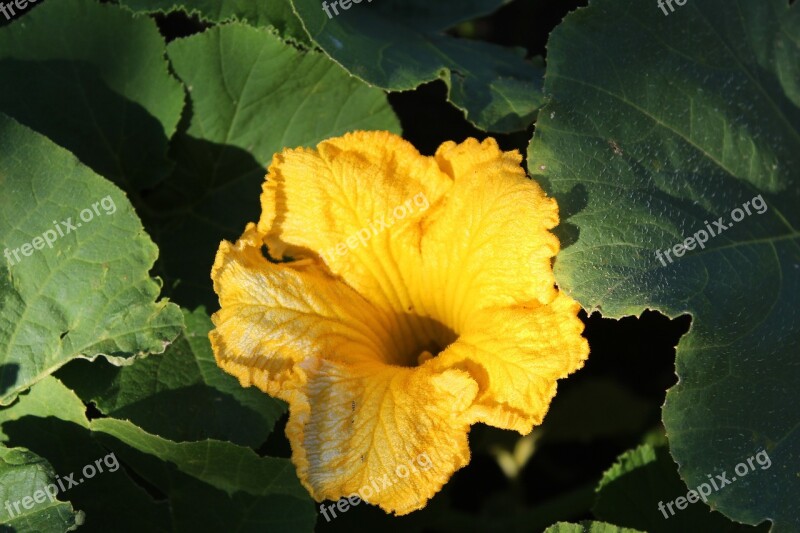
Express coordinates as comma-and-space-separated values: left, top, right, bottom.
209, 131, 589, 515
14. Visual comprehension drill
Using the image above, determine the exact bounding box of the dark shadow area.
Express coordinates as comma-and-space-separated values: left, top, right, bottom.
577, 309, 691, 404
388, 81, 531, 157
152, 9, 210, 43
2, 416, 171, 529
55, 344, 283, 450
0, 363, 19, 399
257, 411, 292, 459
0, 59, 174, 192
140, 131, 264, 310
547, 183, 588, 250
467, 0, 589, 59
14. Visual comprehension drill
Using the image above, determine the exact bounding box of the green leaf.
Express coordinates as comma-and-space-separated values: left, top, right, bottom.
92, 418, 316, 532
527, 0, 799, 529
0, 377, 172, 531
543, 521, 644, 533
119, 0, 311, 45
0, 445, 82, 532
0, 0, 184, 190
145, 22, 400, 308
166, 22, 399, 165
0, 375, 313, 532
593, 444, 762, 533
58, 307, 285, 447
0, 114, 183, 405
92, 418, 305, 499
291, 0, 544, 132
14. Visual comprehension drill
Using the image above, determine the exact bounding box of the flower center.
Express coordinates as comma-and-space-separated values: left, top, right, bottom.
390, 314, 456, 368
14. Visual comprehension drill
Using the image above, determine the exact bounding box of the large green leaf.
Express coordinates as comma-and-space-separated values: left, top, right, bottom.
0, 0, 184, 190
0, 114, 183, 405
0, 377, 172, 532
145, 22, 400, 308
291, 0, 544, 132
166, 22, 400, 168
0, 445, 82, 532
527, 0, 799, 529
58, 307, 285, 447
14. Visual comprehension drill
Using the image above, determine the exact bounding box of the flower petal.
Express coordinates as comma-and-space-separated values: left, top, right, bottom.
285, 358, 478, 515
210, 223, 400, 393
410, 137, 561, 331
431, 294, 589, 434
